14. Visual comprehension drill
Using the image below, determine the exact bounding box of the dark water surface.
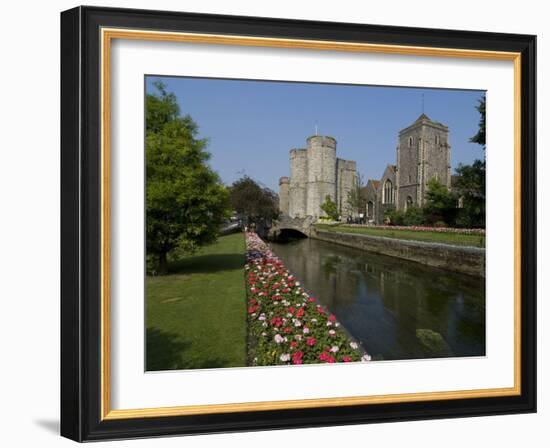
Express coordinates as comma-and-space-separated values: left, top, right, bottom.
270, 237, 485, 361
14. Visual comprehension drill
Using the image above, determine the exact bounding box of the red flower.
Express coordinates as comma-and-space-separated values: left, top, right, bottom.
247, 305, 258, 314
319, 352, 334, 362
292, 351, 303, 364
306, 337, 316, 346
270, 317, 283, 327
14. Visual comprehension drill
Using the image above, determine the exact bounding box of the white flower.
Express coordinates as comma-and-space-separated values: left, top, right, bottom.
274, 334, 284, 344
350, 342, 359, 349
361, 354, 372, 362
330, 346, 339, 353
280, 353, 291, 362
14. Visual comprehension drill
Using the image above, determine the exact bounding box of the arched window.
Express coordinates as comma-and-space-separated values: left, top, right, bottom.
367, 201, 374, 218
406, 196, 413, 210
383, 179, 394, 204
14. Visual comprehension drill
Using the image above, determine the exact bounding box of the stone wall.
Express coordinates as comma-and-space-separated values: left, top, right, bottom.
306, 136, 337, 219
396, 115, 451, 209
336, 158, 357, 217
278, 177, 289, 215
289, 148, 307, 218
311, 228, 485, 277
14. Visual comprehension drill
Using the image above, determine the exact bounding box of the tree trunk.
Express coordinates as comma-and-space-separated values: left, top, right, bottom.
158, 251, 168, 275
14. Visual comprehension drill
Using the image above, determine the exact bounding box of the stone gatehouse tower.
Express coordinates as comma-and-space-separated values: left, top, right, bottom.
279, 135, 357, 220
363, 113, 451, 224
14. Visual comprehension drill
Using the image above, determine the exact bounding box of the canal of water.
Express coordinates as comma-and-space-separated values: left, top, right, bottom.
269, 237, 485, 361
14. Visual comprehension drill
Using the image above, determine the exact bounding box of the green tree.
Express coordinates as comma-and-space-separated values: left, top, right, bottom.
229, 176, 279, 223
470, 96, 486, 149
452, 95, 486, 228
146, 82, 230, 274
455, 160, 486, 228
320, 195, 339, 221
403, 205, 424, 226
346, 173, 366, 217
423, 178, 458, 226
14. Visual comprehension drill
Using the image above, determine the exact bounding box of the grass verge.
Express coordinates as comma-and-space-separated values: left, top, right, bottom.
314, 224, 485, 248
146, 233, 247, 371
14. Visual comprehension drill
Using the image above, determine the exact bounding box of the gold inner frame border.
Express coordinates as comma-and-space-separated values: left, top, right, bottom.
100, 27, 522, 420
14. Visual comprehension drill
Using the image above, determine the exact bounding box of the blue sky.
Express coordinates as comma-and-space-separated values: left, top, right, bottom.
146, 76, 485, 191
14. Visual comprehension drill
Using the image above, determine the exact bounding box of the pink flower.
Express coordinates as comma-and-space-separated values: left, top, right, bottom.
292, 351, 303, 365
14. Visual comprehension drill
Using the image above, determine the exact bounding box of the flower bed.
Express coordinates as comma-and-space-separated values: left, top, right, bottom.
245, 232, 369, 366
343, 224, 485, 235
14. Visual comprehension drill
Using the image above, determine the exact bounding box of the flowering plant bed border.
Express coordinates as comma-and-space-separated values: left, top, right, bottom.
244, 232, 368, 366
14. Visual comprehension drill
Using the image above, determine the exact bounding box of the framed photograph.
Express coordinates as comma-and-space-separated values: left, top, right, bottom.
60, 6, 536, 441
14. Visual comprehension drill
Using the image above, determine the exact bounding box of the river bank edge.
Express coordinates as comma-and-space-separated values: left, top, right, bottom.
309, 228, 485, 278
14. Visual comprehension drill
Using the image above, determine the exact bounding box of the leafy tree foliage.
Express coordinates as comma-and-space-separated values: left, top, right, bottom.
320, 195, 339, 221
346, 172, 366, 217
146, 82, 230, 274
469, 96, 486, 149
384, 205, 424, 226
455, 160, 486, 228
423, 178, 458, 226
229, 176, 279, 223
453, 94, 486, 228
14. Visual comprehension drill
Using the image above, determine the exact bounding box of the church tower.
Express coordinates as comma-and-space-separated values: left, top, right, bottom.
396, 114, 451, 210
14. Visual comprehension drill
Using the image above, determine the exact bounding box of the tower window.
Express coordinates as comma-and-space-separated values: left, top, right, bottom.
383, 179, 394, 204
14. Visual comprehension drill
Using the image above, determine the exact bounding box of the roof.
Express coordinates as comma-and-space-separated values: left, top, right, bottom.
369, 180, 381, 189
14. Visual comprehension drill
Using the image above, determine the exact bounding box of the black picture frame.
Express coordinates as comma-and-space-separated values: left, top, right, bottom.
61, 5, 536, 442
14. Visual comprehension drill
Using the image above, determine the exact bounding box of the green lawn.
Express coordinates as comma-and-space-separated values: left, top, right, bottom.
146, 233, 247, 371
314, 224, 485, 248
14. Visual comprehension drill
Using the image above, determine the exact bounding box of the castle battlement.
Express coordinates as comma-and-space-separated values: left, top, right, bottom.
280, 135, 357, 220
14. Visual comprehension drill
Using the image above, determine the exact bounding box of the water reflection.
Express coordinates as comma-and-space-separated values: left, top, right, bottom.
270, 238, 485, 361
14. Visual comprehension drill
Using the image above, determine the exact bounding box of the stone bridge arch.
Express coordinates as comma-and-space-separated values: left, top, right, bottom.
268, 215, 314, 240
